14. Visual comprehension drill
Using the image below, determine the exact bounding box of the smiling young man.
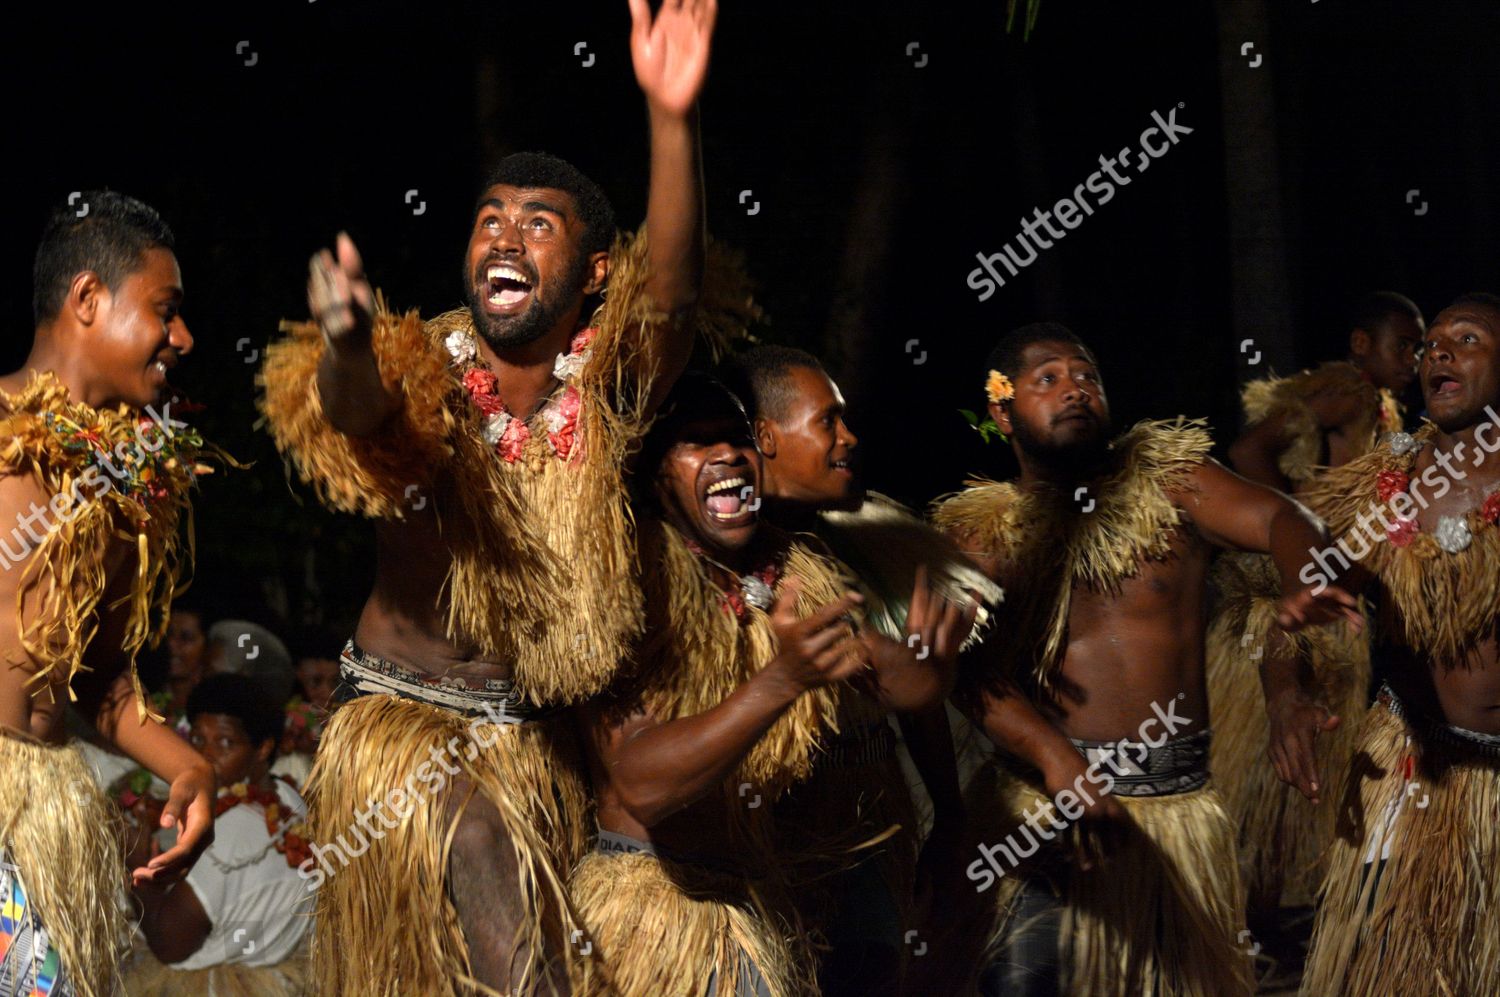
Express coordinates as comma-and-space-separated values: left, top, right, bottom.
126, 674, 310, 996
0, 191, 219, 997
570, 373, 872, 996
932, 322, 1358, 996
726, 345, 994, 995
1209, 291, 1424, 921
1298, 292, 1500, 996
257, 3, 742, 993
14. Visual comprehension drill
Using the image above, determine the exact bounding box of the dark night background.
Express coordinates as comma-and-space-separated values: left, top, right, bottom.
3, 0, 1496, 637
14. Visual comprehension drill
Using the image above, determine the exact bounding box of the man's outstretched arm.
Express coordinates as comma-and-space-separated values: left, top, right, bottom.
1177, 458, 1363, 803
1177, 457, 1364, 628
310, 233, 402, 437
629, 0, 715, 413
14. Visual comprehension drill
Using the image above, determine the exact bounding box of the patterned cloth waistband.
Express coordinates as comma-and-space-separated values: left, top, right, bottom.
820, 719, 897, 768
336, 640, 545, 724
1377, 683, 1500, 760
1069, 728, 1211, 797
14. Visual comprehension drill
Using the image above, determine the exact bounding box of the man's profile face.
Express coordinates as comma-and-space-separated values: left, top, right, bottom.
994, 340, 1112, 466
1419, 303, 1500, 432
760, 366, 859, 508
463, 184, 605, 351
1356, 313, 1423, 394
653, 413, 763, 557
90, 247, 191, 408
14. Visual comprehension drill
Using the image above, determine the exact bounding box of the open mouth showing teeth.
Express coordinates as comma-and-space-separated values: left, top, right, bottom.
486, 264, 534, 307
1431, 374, 1462, 395
704, 476, 753, 520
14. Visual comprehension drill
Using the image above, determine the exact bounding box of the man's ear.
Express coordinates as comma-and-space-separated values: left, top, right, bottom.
989, 401, 1012, 436
257, 738, 275, 765
755, 417, 777, 458
1349, 328, 1372, 360
583, 252, 610, 297
68, 271, 106, 326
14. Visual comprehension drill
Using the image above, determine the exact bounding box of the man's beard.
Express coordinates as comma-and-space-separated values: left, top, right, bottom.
463, 252, 591, 351
1012, 408, 1112, 473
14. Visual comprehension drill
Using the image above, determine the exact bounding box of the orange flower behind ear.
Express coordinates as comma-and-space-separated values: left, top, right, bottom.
985, 369, 1015, 404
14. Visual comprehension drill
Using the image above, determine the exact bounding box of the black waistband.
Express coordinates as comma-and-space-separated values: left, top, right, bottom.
1378, 683, 1500, 760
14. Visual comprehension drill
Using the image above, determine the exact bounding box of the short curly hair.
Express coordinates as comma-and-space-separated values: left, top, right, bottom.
478, 152, 616, 257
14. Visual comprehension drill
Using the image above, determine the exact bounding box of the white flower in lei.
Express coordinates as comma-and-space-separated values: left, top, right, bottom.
482, 411, 513, 446
1387, 431, 1418, 456
1434, 514, 1473, 554
541, 397, 570, 433
552, 345, 590, 383
446, 329, 477, 365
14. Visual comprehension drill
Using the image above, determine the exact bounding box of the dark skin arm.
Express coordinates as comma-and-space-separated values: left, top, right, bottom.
308, 235, 396, 438
939, 521, 1101, 810
94, 674, 216, 885
128, 823, 213, 964
629, 0, 714, 415
588, 584, 864, 827
969, 678, 1128, 868
940, 521, 1126, 865
1175, 458, 1363, 803
1174, 458, 1361, 629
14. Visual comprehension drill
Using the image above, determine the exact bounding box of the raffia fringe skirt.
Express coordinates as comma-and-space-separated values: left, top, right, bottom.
1300, 698, 1500, 996
301, 695, 591, 996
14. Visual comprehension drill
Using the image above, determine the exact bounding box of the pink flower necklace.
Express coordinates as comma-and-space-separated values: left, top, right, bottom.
446, 326, 596, 463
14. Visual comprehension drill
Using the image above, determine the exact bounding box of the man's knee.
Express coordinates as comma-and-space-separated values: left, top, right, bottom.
447, 784, 521, 889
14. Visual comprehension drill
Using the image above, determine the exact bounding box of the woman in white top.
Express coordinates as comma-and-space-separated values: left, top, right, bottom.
125, 673, 313, 995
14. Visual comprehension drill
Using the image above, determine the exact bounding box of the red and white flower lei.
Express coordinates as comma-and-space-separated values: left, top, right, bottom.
683, 538, 782, 623
446, 326, 596, 463
1374, 466, 1500, 551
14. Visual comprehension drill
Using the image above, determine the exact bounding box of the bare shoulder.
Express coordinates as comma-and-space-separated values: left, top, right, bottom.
0, 472, 53, 731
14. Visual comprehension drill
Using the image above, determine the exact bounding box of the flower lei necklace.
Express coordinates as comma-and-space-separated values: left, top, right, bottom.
445, 326, 596, 463
684, 538, 781, 622
42, 398, 214, 519
1375, 432, 1500, 554
213, 776, 313, 871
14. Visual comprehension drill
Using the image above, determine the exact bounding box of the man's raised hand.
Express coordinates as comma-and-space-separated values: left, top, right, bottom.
904, 565, 980, 672
766, 578, 868, 694
308, 231, 374, 352
629, 0, 717, 118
